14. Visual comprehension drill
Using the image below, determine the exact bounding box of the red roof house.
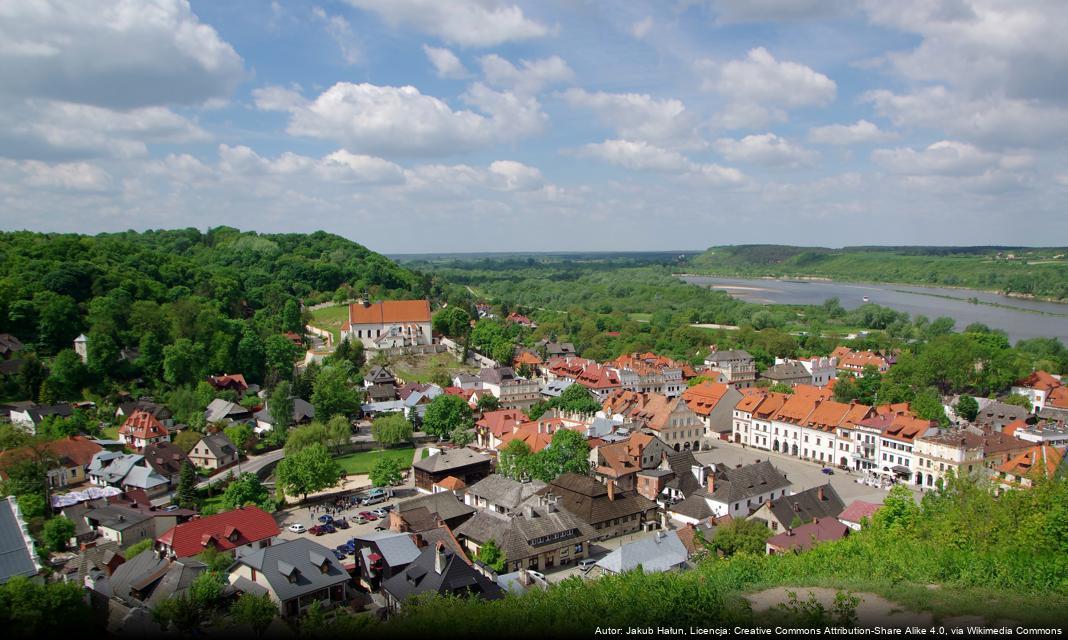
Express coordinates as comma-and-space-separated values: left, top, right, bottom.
157, 506, 280, 558
118, 410, 171, 451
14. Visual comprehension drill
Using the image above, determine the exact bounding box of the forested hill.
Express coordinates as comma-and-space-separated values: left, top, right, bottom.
685, 245, 1068, 300
0, 228, 447, 396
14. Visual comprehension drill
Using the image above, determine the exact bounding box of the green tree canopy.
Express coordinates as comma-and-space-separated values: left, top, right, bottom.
275, 443, 343, 501
371, 412, 413, 446
422, 394, 473, 440
369, 456, 404, 488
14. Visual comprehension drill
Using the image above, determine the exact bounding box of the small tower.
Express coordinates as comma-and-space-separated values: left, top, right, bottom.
74, 334, 88, 363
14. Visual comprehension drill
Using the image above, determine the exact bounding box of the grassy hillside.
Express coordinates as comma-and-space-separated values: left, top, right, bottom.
686, 245, 1068, 300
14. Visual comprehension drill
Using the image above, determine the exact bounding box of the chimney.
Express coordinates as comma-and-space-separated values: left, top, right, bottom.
523, 505, 535, 519
434, 542, 446, 574
607, 481, 615, 501
413, 533, 426, 549
707, 474, 716, 495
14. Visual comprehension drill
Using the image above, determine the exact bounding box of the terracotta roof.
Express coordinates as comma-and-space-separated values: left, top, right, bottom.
831, 347, 890, 372
595, 432, 656, 477
1049, 387, 1068, 409
208, 373, 248, 391
1015, 370, 1062, 392
434, 476, 466, 491
682, 381, 731, 416
997, 445, 1065, 481
0, 435, 102, 477
118, 410, 170, 441
476, 409, 529, 439
348, 299, 431, 325
157, 506, 279, 558
772, 394, 819, 425
838, 500, 882, 524
513, 352, 543, 366
792, 385, 833, 400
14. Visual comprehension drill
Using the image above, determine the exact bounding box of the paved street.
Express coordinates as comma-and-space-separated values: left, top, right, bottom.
195, 448, 286, 490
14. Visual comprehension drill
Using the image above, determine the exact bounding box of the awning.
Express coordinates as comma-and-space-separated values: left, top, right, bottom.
891, 465, 911, 475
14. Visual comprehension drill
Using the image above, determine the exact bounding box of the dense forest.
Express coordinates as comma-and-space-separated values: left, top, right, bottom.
0, 228, 462, 404
685, 245, 1068, 300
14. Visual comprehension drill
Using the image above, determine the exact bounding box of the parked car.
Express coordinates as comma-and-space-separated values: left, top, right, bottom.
164, 505, 180, 512
334, 517, 350, 529
317, 514, 334, 524
528, 570, 547, 581
358, 511, 378, 521
578, 559, 597, 572
821, 467, 835, 475
362, 494, 386, 506
310, 524, 336, 536
370, 508, 389, 519
287, 523, 307, 534
332, 549, 346, 560
335, 544, 353, 556
352, 516, 368, 525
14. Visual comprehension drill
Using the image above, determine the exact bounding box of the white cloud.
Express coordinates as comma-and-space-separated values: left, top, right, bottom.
0, 0, 244, 109
0, 99, 209, 160
871, 140, 1029, 177
479, 54, 574, 94
487, 160, 544, 191
631, 17, 654, 39
863, 86, 1068, 149
216, 145, 405, 184
807, 119, 897, 145
700, 48, 836, 112
714, 133, 818, 167
423, 45, 468, 78
862, 0, 1068, 104
342, 0, 549, 47
560, 88, 704, 150
574, 139, 692, 172
15, 160, 113, 192
313, 7, 361, 65
254, 82, 546, 156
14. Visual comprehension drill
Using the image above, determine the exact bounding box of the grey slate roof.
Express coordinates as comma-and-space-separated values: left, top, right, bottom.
198, 432, 238, 459
596, 530, 689, 574
466, 474, 547, 512
662, 451, 705, 497
142, 441, 189, 478
234, 538, 348, 603
89, 452, 145, 485
705, 350, 752, 363
0, 496, 40, 584
62, 540, 122, 584
708, 460, 791, 504
761, 361, 811, 381
763, 484, 844, 526
253, 398, 314, 425
121, 465, 169, 490
412, 447, 491, 474
364, 366, 397, 386
382, 544, 503, 604
455, 499, 597, 562
397, 492, 476, 523
540, 473, 657, 526
352, 531, 420, 567
105, 551, 206, 606
85, 505, 153, 532
479, 366, 517, 385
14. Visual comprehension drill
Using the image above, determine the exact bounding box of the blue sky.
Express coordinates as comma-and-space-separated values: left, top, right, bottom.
1, 0, 1065, 252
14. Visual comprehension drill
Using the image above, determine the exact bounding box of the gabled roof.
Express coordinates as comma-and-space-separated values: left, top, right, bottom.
682, 381, 733, 416
838, 500, 882, 525
0, 333, 24, 356
352, 531, 421, 567
0, 496, 41, 584
455, 501, 597, 561
596, 530, 688, 574
707, 460, 791, 505
997, 445, 1066, 481
466, 475, 546, 511
235, 538, 348, 602
157, 506, 279, 558
207, 373, 248, 391
413, 447, 491, 474
762, 484, 844, 526
541, 473, 657, 525
397, 491, 476, 524
1014, 370, 1062, 392
476, 409, 529, 438
767, 517, 849, 552
119, 410, 170, 441
348, 299, 431, 325
762, 361, 811, 381
364, 366, 397, 385
0, 435, 102, 476
382, 543, 502, 604
196, 433, 238, 459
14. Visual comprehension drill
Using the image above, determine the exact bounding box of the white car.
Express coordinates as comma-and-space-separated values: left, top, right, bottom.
371, 507, 390, 518
527, 570, 546, 581
287, 523, 307, 534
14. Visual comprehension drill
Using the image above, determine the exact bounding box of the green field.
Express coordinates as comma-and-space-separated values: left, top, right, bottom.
309, 304, 349, 343
334, 447, 414, 475
100, 425, 119, 440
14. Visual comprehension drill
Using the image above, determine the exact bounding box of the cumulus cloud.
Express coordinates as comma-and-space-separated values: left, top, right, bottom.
714, 133, 817, 168
423, 45, 468, 78
574, 139, 692, 172
871, 140, 1030, 177
478, 54, 574, 94
342, 0, 549, 47
1, 159, 114, 192
0, 0, 245, 109
486, 160, 545, 191
807, 120, 897, 145
700, 47, 836, 107
253, 82, 546, 156
560, 89, 704, 150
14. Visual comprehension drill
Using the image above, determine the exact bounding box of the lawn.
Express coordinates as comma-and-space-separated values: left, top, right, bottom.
100, 425, 120, 440
309, 303, 350, 344
334, 447, 415, 475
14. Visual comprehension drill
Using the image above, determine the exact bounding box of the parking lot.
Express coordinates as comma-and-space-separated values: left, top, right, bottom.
274, 487, 421, 561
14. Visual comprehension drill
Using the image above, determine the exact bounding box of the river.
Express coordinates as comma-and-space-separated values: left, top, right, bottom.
678, 276, 1068, 344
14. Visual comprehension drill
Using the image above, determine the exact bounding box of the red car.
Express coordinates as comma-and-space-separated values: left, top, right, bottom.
358, 511, 378, 521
